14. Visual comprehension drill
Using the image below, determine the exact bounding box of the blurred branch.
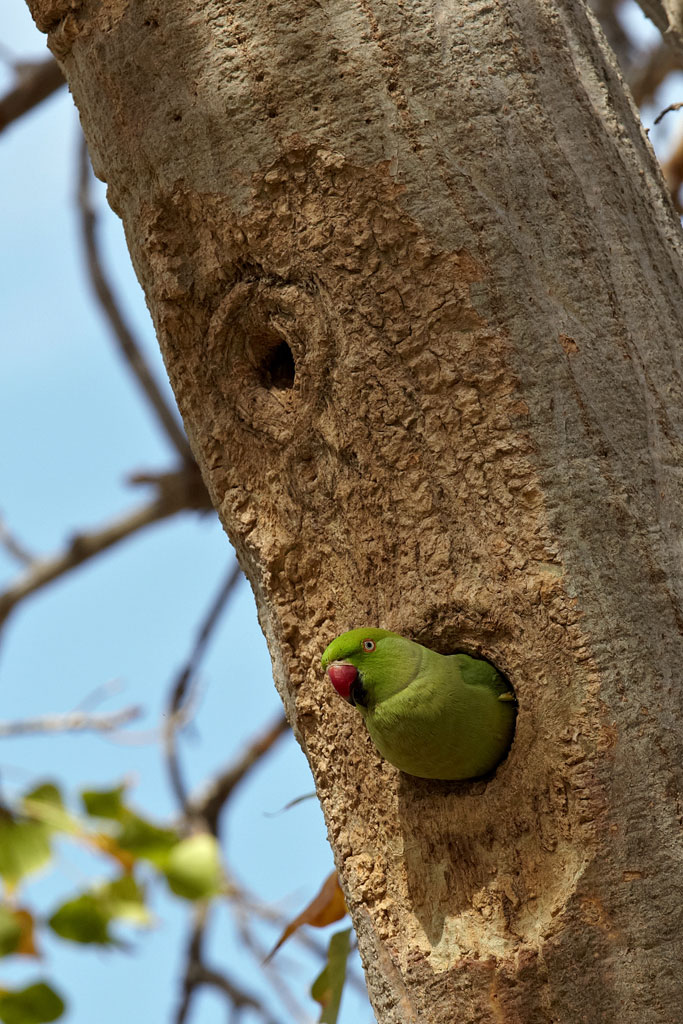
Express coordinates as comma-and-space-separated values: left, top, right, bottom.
229, 879, 367, 1017
636, 0, 683, 60
189, 714, 289, 835
655, 101, 683, 124
234, 911, 313, 1024
74, 678, 125, 711
661, 126, 683, 210
0, 465, 212, 629
0, 705, 141, 737
77, 138, 194, 463
589, 0, 636, 75
165, 561, 244, 815
0, 515, 35, 567
176, 904, 280, 1024
0, 57, 65, 132
629, 41, 682, 106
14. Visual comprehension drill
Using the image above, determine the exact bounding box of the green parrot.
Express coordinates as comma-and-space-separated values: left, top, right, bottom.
321, 627, 516, 780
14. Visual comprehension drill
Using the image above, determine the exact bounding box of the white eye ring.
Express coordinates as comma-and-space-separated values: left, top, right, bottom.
362, 639, 376, 652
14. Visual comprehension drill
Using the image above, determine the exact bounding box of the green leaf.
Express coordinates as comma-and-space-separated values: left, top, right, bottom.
164, 834, 222, 900
98, 876, 151, 927
22, 784, 75, 834
48, 876, 152, 945
80, 786, 127, 821
81, 788, 180, 868
0, 906, 21, 957
117, 815, 178, 866
0, 817, 51, 887
48, 894, 112, 946
0, 982, 64, 1024
22, 785, 62, 809
311, 928, 352, 1024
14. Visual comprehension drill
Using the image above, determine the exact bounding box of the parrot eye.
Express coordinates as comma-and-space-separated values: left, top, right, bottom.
361, 639, 376, 652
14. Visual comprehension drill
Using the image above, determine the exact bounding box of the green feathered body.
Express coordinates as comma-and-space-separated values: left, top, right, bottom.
321, 628, 516, 781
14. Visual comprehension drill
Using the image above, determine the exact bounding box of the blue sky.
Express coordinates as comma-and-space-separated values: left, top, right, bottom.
1, 2, 680, 1022
1, 4, 370, 1023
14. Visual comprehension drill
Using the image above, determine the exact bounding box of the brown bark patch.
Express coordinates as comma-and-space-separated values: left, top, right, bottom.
133, 144, 606, 982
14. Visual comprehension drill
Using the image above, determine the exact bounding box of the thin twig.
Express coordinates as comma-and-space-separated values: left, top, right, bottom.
232, 900, 321, 1023
654, 101, 683, 125
74, 678, 125, 712
0, 515, 35, 566
175, 903, 280, 1024
0, 57, 65, 132
175, 905, 207, 1023
198, 965, 271, 1012
662, 128, 683, 211
226, 870, 367, 1001
229, 879, 366, 999
77, 138, 193, 462
189, 714, 289, 834
0, 706, 141, 738
630, 42, 682, 108
164, 561, 243, 815
226, 873, 328, 960
0, 466, 211, 628
589, 0, 636, 76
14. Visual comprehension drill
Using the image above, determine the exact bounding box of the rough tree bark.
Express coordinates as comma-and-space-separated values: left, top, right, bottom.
27, 0, 683, 1021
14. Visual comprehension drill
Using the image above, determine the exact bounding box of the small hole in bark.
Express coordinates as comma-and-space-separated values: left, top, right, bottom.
256, 339, 295, 390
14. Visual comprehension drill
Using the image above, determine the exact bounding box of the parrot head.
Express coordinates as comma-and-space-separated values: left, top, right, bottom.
321, 627, 422, 709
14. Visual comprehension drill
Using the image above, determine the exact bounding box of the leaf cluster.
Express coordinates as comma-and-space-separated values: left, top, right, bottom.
0, 780, 223, 1023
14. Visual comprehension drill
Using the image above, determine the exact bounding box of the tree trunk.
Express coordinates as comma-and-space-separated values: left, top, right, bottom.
28, 0, 683, 1020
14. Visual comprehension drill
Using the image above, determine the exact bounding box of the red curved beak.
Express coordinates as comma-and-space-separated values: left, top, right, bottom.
327, 662, 358, 702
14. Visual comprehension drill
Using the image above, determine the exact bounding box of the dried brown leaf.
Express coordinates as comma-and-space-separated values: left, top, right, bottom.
265, 871, 347, 962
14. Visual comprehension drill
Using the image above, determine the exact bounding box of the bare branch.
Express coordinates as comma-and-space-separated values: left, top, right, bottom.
636, 0, 683, 60
0, 706, 141, 738
195, 965, 270, 1012
175, 904, 280, 1024
189, 715, 289, 834
0, 466, 211, 628
0, 57, 65, 132
224, 869, 367, 1010
0, 515, 35, 567
74, 678, 125, 712
661, 127, 683, 211
630, 42, 682, 107
655, 102, 683, 126
77, 138, 194, 463
164, 561, 244, 814
589, 0, 636, 76
231, 895, 324, 1023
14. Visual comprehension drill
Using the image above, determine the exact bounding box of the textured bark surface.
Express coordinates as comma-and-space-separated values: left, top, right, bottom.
28, 0, 683, 1020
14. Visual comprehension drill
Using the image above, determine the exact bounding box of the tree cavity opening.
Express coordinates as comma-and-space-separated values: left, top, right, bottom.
251, 335, 296, 391
438, 640, 518, 780
465, 650, 517, 777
